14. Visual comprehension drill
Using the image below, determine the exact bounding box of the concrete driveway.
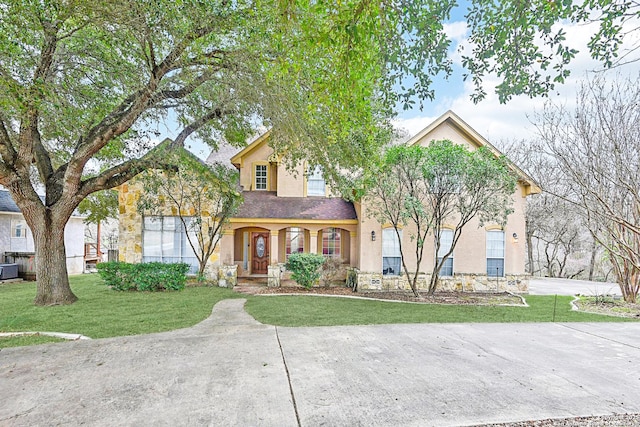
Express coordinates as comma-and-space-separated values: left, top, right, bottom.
1, 299, 639, 426
529, 277, 621, 296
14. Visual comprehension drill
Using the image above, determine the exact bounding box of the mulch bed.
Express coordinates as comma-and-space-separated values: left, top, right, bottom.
235, 283, 524, 306
573, 298, 640, 319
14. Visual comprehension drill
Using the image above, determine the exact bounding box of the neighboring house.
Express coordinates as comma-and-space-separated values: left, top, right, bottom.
118, 111, 540, 291
0, 189, 86, 276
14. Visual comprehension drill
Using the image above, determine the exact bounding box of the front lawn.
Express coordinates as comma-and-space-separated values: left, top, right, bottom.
244, 294, 638, 326
3, 276, 636, 349
0, 274, 241, 347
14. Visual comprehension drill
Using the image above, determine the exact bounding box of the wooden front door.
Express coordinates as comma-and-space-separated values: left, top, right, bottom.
252, 232, 270, 274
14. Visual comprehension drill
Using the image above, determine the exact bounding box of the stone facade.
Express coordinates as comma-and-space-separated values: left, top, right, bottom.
217, 264, 238, 288
117, 179, 222, 279
118, 182, 143, 265
354, 270, 529, 293
267, 264, 284, 287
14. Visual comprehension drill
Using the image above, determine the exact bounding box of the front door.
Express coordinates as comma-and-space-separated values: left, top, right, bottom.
252, 232, 270, 274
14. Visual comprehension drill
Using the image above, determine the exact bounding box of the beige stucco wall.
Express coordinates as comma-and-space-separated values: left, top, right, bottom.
276, 163, 305, 197
356, 119, 530, 278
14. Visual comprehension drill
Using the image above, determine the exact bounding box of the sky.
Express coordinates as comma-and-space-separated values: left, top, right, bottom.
392, 4, 640, 149
178, 3, 640, 159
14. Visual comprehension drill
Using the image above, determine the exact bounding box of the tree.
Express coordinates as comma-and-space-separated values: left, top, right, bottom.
136, 149, 241, 278
464, 1, 640, 102
0, 1, 452, 305
367, 141, 516, 296
534, 76, 640, 302
366, 144, 432, 296
0, 1, 634, 305
502, 140, 596, 279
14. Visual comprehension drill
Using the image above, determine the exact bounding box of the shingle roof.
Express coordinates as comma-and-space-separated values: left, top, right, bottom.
235, 192, 357, 220
0, 190, 20, 213
206, 142, 243, 168
0, 189, 84, 217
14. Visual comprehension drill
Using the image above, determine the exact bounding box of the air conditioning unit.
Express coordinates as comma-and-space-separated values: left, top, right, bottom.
0, 263, 19, 280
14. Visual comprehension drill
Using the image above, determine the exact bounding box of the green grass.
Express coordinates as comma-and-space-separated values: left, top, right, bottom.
3, 276, 636, 348
0, 274, 242, 347
244, 295, 639, 326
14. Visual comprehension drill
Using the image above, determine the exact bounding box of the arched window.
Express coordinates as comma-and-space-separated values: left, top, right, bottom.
322, 227, 341, 258
307, 166, 325, 196
382, 228, 402, 276
486, 230, 505, 277
437, 229, 454, 277
286, 227, 305, 258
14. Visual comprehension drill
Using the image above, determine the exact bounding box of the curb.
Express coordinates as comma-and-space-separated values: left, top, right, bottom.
0, 331, 91, 341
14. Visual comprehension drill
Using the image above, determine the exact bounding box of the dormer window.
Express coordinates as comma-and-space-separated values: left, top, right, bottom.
307, 166, 325, 196
255, 164, 267, 190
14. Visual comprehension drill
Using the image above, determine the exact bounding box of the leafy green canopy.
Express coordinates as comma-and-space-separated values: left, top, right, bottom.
464, 0, 640, 102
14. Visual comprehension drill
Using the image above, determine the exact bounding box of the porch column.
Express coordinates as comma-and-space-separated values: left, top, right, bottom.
309, 231, 318, 254
349, 231, 358, 267
270, 230, 279, 264
219, 230, 235, 266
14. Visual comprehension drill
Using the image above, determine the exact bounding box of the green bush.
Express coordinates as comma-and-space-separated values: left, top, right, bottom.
286, 253, 326, 289
96, 262, 135, 291
96, 262, 189, 291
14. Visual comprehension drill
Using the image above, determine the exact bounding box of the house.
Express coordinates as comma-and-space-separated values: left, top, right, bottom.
118, 111, 540, 291
0, 189, 86, 277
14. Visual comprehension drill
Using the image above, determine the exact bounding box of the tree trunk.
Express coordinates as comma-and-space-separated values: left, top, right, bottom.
588, 236, 597, 281
526, 230, 534, 275
32, 220, 78, 306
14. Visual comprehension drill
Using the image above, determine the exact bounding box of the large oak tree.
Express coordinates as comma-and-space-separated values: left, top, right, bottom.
0, 0, 635, 305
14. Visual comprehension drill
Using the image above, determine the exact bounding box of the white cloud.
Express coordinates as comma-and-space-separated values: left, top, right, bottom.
396, 17, 640, 148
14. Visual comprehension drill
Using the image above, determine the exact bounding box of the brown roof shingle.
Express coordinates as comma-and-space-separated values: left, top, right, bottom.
235, 192, 357, 220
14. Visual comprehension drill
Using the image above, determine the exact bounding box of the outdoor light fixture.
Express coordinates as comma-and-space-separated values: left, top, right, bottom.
371, 231, 376, 241
512, 232, 519, 243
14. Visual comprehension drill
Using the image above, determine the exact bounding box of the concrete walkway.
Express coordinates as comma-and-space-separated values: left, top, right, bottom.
529, 277, 621, 296
1, 299, 639, 426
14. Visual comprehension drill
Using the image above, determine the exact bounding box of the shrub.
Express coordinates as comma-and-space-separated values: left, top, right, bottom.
96, 261, 189, 291
96, 262, 135, 291
286, 253, 326, 289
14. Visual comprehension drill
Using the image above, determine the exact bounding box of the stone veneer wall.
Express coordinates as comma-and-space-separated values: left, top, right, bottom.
217, 265, 238, 288
353, 270, 529, 293
118, 182, 143, 265
118, 180, 222, 280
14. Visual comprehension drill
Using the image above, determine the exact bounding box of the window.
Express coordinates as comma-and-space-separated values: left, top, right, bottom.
143, 216, 198, 273
437, 229, 454, 277
255, 164, 267, 190
307, 166, 325, 196
322, 227, 341, 258
11, 219, 28, 238
286, 227, 305, 258
382, 228, 401, 276
486, 230, 505, 277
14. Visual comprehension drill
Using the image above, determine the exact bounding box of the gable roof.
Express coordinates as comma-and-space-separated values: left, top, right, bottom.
234, 191, 357, 221
205, 141, 243, 167
406, 110, 541, 195
0, 189, 85, 217
0, 190, 21, 213
230, 130, 272, 168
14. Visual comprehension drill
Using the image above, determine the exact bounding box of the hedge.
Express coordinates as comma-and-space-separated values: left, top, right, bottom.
96, 261, 189, 291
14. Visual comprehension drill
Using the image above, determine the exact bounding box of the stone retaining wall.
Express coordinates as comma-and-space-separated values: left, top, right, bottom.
352, 269, 529, 293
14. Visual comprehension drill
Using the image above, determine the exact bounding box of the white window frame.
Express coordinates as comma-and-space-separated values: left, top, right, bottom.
436, 229, 454, 277
307, 166, 326, 196
286, 227, 305, 259
382, 228, 402, 276
142, 216, 198, 273
486, 230, 505, 277
11, 219, 28, 238
322, 227, 341, 258
255, 164, 268, 190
